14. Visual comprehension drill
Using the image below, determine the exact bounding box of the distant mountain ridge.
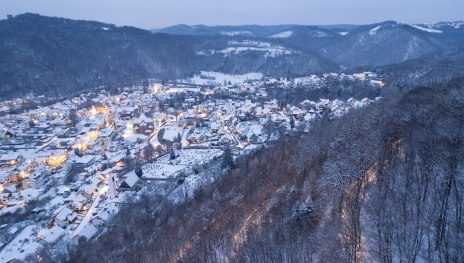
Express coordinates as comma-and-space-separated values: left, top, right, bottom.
1, 13, 464, 99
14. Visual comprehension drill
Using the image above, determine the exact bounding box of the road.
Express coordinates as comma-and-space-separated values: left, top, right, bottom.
223, 120, 248, 149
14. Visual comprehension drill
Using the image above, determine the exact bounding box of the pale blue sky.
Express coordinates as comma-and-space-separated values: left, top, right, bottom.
1, 0, 462, 29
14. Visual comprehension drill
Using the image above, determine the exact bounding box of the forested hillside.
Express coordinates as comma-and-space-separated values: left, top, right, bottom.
0, 14, 335, 99
68, 79, 464, 262
2, 14, 464, 99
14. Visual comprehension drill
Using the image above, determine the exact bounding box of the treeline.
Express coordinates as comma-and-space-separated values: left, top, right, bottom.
67, 79, 464, 263
266, 79, 382, 105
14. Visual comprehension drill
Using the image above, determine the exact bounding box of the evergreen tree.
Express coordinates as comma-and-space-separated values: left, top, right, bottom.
290, 116, 295, 130
144, 143, 155, 161
125, 147, 132, 166
74, 147, 83, 157
170, 148, 176, 160
69, 109, 79, 126
280, 101, 286, 111
135, 160, 143, 178
222, 146, 235, 170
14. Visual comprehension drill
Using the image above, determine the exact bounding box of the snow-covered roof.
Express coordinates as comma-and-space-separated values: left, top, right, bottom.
93, 203, 120, 223
75, 155, 96, 165
120, 172, 139, 188
54, 207, 77, 223
0, 225, 43, 262
38, 225, 65, 244
77, 223, 98, 240
0, 153, 20, 161
133, 114, 152, 124
80, 184, 96, 196
99, 128, 114, 138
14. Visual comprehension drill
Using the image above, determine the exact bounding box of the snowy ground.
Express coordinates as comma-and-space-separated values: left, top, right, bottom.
0, 225, 42, 262
409, 24, 443, 33
142, 149, 223, 179
122, 122, 147, 143
160, 124, 184, 142
168, 161, 222, 204
179, 71, 263, 86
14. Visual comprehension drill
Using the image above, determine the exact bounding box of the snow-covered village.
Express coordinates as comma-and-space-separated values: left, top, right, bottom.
0, 72, 383, 261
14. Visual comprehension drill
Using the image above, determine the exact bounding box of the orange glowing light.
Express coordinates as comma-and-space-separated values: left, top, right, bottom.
75, 130, 99, 152
89, 105, 108, 117
45, 152, 68, 168
19, 168, 33, 179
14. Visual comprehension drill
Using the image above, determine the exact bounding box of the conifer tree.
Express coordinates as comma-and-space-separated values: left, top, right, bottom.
222, 146, 235, 170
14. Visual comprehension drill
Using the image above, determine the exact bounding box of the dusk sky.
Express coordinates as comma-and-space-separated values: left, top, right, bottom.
1, 0, 462, 29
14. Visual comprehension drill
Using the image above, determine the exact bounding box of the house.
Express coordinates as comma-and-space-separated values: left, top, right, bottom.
0, 153, 21, 167
74, 155, 96, 169
289, 106, 306, 119
109, 153, 126, 167
153, 112, 167, 124
264, 99, 279, 111
78, 184, 97, 200
71, 194, 88, 211
6, 200, 23, 207
118, 172, 139, 191
3, 184, 17, 194
51, 207, 77, 228
220, 136, 231, 145
188, 131, 207, 144
72, 223, 98, 242
91, 203, 120, 227
120, 106, 138, 119
0, 193, 10, 205
19, 188, 42, 202
210, 121, 221, 134
21, 178, 36, 190
133, 114, 153, 134
37, 226, 65, 246
188, 133, 199, 144
99, 128, 114, 139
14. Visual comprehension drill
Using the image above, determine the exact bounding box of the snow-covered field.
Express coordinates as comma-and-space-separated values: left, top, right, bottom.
197, 40, 295, 58
161, 124, 184, 142
180, 71, 263, 86
409, 24, 442, 33
142, 149, 223, 179
122, 122, 147, 143
369, 26, 382, 35
179, 71, 263, 85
